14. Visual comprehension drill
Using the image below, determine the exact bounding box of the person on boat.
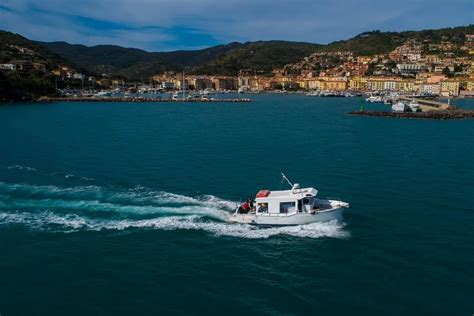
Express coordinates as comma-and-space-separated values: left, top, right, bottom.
241, 200, 250, 214
248, 198, 254, 211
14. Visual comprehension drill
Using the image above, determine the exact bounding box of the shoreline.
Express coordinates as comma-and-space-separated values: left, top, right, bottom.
36, 97, 252, 103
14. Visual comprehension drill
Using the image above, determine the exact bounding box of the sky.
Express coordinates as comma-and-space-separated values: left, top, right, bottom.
0, 0, 472, 51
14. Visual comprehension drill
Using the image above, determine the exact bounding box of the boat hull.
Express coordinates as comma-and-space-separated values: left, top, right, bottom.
229, 207, 345, 226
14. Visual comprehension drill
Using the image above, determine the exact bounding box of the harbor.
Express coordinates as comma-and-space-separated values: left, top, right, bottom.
351, 94, 474, 119
349, 108, 474, 119
38, 96, 252, 103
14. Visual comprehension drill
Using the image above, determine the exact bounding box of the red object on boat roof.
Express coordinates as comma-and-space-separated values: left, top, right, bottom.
256, 190, 271, 198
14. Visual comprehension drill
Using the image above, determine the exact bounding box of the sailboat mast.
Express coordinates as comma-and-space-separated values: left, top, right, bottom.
182, 70, 185, 100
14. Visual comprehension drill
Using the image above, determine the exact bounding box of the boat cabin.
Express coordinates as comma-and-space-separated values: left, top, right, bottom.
255, 186, 319, 216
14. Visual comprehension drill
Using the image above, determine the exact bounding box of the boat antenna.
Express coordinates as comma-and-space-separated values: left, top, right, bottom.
281, 172, 293, 188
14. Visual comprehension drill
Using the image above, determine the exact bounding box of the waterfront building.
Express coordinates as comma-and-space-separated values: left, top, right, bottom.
383, 79, 398, 91
466, 79, 474, 91
440, 80, 460, 96
307, 79, 321, 90
348, 76, 367, 90
213, 77, 236, 90
193, 78, 213, 91
320, 78, 347, 91
367, 77, 387, 91
174, 79, 189, 90
238, 76, 252, 90
161, 82, 175, 90
422, 83, 441, 95
396, 79, 416, 92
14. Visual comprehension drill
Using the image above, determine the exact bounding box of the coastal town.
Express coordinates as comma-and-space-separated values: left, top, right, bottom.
1, 31, 474, 99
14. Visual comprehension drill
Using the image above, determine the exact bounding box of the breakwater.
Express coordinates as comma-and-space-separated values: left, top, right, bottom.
38, 97, 252, 103
349, 109, 474, 120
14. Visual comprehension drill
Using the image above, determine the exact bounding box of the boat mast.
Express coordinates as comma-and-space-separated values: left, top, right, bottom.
281, 172, 293, 188
182, 70, 185, 101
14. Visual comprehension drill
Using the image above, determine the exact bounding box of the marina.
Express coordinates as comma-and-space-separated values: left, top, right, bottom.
38, 96, 252, 103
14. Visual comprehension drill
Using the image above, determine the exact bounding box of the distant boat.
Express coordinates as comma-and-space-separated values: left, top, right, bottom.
392, 101, 408, 112
407, 100, 421, 112
366, 96, 383, 103
306, 91, 319, 97
96, 91, 112, 97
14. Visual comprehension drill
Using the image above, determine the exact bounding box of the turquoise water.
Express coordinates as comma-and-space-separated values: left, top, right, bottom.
0, 95, 473, 315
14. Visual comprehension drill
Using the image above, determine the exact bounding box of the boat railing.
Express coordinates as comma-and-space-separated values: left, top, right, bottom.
259, 212, 299, 217
326, 196, 342, 202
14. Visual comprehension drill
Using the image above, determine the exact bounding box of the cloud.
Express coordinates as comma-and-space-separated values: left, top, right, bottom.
0, 0, 472, 51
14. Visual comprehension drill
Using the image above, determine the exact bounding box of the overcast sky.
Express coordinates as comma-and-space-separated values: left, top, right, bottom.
0, 0, 472, 51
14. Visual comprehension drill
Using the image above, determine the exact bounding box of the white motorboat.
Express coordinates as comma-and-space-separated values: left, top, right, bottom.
306, 91, 319, 97
407, 100, 420, 112
391, 101, 408, 112
366, 96, 383, 103
230, 174, 349, 226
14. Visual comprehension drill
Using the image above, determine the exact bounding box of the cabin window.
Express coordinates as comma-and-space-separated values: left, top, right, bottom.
257, 203, 268, 213
280, 202, 296, 214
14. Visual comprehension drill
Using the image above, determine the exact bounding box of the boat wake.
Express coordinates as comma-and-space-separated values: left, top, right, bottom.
0, 181, 348, 239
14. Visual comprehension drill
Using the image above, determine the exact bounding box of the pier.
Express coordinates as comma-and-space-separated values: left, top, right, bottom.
349, 109, 474, 120
38, 97, 252, 103
393, 96, 453, 111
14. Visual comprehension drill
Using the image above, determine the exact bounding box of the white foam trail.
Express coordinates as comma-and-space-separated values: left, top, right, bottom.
0, 211, 348, 239
3, 198, 230, 220
0, 182, 235, 220
0, 182, 349, 239
7, 165, 37, 172
0, 182, 237, 209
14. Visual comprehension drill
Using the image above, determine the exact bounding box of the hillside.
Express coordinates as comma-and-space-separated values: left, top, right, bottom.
0, 30, 71, 68
38, 41, 244, 77
317, 25, 474, 56
2, 24, 473, 83
35, 25, 474, 79
38, 40, 321, 78
192, 41, 322, 76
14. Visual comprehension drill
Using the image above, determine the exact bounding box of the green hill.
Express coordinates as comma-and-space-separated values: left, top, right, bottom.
192, 41, 322, 76
317, 25, 474, 56
38, 40, 321, 78
0, 30, 71, 68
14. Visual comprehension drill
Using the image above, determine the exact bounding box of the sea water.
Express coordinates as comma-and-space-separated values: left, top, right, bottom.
0, 95, 473, 315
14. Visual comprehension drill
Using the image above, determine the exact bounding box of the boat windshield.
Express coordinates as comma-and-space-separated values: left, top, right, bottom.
298, 197, 314, 212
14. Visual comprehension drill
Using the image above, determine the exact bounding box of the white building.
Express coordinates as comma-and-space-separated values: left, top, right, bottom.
161, 82, 175, 89
384, 80, 397, 91
422, 83, 440, 95
73, 73, 86, 80
0, 63, 16, 70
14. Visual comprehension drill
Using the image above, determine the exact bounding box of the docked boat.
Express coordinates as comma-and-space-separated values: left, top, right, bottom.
230, 174, 349, 226
366, 96, 383, 103
407, 100, 420, 112
391, 101, 408, 112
